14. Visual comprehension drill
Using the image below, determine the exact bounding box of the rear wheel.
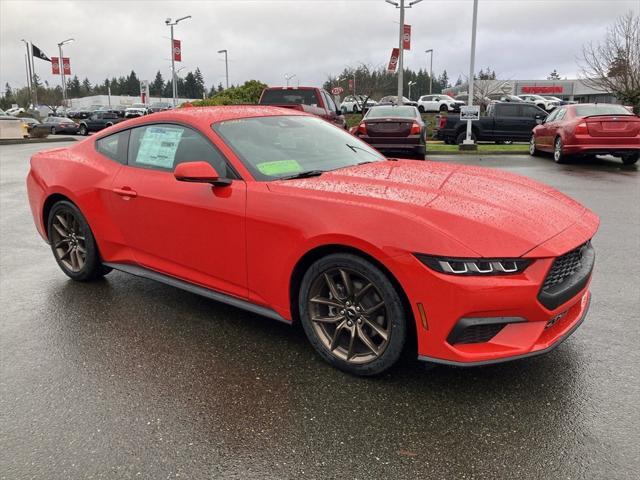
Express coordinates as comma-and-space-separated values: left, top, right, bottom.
79, 124, 88, 136
439, 104, 448, 112
299, 254, 407, 376
621, 152, 639, 165
418, 105, 425, 113
553, 136, 568, 163
47, 201, 110, 282
50, 126, 56, 135
529, 136, 540, 156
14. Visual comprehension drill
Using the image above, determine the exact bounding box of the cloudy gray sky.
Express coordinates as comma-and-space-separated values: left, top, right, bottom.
1, 0, 638, 93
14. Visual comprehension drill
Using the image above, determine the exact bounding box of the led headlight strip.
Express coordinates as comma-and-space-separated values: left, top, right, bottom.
415, 254, 531, 276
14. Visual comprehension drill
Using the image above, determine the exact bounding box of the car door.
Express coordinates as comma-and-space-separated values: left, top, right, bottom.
541, 108, 565, 150
492, 103, 522, 140
321, 90, 342, 127
107, 122, 248, 298
519, 104, 546, 139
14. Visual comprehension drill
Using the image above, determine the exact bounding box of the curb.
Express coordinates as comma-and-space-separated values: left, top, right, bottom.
426, 150, 529, 155
0, 137, 78, 146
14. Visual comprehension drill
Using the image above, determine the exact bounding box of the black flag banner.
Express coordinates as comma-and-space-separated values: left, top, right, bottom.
31, 44, 51, 62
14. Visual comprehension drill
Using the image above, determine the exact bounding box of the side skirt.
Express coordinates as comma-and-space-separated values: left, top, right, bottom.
103, 262, 290, 324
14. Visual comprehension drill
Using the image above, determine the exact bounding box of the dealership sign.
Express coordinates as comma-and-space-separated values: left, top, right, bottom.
331, 86, 344, 95
173, 39, 182, 62
522, 85, 563, 94
387, 48, 400, 72
460, 105, 480, 121
403, 24, 411, 50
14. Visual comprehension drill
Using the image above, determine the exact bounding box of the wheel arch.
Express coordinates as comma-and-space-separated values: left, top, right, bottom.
288, 243, 418, 355
42, 192, 76, 241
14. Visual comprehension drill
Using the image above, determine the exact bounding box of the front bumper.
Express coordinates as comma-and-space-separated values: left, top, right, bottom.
387, 217, 597, 366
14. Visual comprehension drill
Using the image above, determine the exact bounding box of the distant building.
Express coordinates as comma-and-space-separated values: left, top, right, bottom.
68, 94, 198, 109
445, 79, 617, 104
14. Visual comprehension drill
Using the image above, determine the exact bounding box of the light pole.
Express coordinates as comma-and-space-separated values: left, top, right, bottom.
20, 39, 33, 104
57, 38, 74, 107
407, 80, 416, 100
217, 49, 229, 89
284, 73, 296, 87
425, 49, 433, 94
385, 0, 423, 104
464, 0, 478, 146
165, 15, 191, 107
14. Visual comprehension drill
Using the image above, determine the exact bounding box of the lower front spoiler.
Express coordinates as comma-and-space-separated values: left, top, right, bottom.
418, 294, 591, 367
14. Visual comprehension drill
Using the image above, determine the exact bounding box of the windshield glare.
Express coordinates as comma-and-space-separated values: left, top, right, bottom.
365, 106, 417, 119
213, 115, 385, 181
574, 104, 632, 117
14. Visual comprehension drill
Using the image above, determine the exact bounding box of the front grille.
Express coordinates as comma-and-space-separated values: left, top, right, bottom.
542, 242, 588, 291
453, 323, 504, 344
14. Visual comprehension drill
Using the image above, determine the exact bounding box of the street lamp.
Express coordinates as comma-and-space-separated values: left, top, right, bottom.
57, 38, 74, 107
385, 0, 423, 104
407, 80, 416, 100
284, 73, 296, 87
165, 15, 191, 106
463, 0, 479, 147
425, 49, 433, 94
20, 39, 33, 104
217, 49, 229, 89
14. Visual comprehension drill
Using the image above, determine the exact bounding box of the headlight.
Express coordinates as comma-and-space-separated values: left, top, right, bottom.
415, 254, 531, 276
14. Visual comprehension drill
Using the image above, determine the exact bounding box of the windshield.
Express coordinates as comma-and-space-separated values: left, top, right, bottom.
365, 106, 417, 119
260, 89, 318, 106
574, 104, 633, 117
213, 115, 385, 181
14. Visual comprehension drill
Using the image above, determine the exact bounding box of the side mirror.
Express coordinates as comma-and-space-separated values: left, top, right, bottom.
535, 114, 545, 124
174, 161, 231, 187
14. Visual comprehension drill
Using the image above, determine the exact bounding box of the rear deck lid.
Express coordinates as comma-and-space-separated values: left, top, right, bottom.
585, 115, 640, 137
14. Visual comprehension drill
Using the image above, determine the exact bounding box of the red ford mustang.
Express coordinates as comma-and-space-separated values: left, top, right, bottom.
27, 106, 599, 375
530, 103, 640, 164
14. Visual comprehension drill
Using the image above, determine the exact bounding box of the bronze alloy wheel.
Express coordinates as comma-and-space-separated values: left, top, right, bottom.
307, 267, 391, 364
50, 210, 87, 273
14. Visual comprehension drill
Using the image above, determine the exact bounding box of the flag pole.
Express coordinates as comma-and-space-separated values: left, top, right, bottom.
24, 53, 32, 101
29, 42, 38, 105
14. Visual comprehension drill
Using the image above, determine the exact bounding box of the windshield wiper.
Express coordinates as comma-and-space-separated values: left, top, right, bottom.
346, 143, 381, 158
279, 170, 325, 180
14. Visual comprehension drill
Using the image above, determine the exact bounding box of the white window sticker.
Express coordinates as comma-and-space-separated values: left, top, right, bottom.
135, 126, 184, 168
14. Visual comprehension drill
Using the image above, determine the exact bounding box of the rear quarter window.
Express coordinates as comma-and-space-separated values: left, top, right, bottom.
95, 130, 130, 164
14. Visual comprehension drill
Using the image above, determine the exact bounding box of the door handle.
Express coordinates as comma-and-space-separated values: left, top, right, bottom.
113, 187, 137, 198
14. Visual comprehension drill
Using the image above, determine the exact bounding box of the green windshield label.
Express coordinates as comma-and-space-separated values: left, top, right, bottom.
256, 160, 302, 176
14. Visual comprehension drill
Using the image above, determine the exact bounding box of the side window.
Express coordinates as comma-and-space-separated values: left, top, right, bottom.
555, 109, 566, 121
497, 104, 518, 116
433, 97, 440, 102
545, 109, 559, 123
323, 91, 337, 112
95, 130, 129, 164
523, 105, 541, 117
128, 124, 236, 178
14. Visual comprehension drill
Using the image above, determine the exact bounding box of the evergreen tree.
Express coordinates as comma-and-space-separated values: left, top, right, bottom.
67, 75, 81, 97
81, 77, 92, 96
125, 70, 139, 96
184, 71, 198, 98
547, 69, 561, 80
163, 79, 173, 98
5, 83, 13, 98
194, 68, 205, 98
151, 71, 165, 97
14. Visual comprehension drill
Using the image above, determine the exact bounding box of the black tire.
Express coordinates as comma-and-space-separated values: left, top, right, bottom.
79, 124, 88, 136
352, 105, 360, 114
47, 200, 111, 282
439, 104, 448, 113
106, 122, 113, 128
298, 253, 407, 376
621, 152, 639, 165
50, 126, 56, 135
456, 131, 476, 145
418, 105, 425, 113
341, 106, 347, 114
553, 136, 568, 163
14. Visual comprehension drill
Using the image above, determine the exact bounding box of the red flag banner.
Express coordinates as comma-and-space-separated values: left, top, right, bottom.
403, 24, 411, 50
387, 48, 400, 72
348, 79, 354, 91
173, 39, 182, 62
51, 56, 60, 74
62, 58, 71, 75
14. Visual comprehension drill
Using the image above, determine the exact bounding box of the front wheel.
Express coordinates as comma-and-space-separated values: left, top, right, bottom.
439, 104, 448, 112
621, 152, 639, 165
47, 200, 111, 282
299, 254, 407, 376
50, 126, 56, 135
418, 105, 425, 113
79, 124, 88, 136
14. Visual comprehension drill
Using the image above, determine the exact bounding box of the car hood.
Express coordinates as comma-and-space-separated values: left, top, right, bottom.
270, 160, 594, 257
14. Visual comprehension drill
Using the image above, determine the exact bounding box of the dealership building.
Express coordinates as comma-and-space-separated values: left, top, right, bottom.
444, 78, 617, 104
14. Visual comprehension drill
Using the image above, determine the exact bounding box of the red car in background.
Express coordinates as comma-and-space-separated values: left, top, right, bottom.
258, 86, 347, 129
530, 103, 640, 164
27, 106, 598, 376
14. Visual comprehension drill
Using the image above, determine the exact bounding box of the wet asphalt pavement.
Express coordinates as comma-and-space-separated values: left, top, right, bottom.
1, 143, 639, 479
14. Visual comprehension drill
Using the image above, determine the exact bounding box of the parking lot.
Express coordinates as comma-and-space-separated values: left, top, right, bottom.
1, 142, 639, 479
